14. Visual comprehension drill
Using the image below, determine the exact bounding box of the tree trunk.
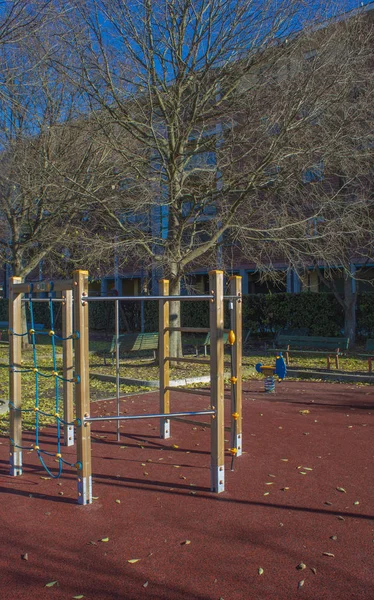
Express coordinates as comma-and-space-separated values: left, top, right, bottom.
343, 276, 357, 345
169, 276, 183, 358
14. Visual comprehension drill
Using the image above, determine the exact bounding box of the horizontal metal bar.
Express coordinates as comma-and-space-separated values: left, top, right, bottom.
84, 410, 216, 423
164, 386, 212, 397
223, 295, 241, 300
84, 295, 214, 302
166, 357, 211, 365
171, 416, 231, 432
166, 327, 210, 333
22, 298, 66, 303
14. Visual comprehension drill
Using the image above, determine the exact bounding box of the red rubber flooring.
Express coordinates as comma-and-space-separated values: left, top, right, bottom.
1, 380, 373, 600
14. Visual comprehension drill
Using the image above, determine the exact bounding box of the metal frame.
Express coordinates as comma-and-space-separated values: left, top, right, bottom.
9, 270, 242, 502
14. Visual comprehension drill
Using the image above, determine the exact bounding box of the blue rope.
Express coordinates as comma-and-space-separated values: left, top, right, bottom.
12, 284, 81, 479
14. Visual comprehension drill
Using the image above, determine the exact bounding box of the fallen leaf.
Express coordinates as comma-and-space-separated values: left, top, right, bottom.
181, 540, 191, 545
45, 581, 58, 588
324, 501, 332, 506
299, 472, 307, 475
330, 535, 337, 541
21, 553, 28, 561
92, 496, 99, 500
281, 458, 288, 461
73, 596, 84, 599
115, 499, 121, 504
258, 567, 264, 575
173, 465, 180, 468
281, 487, 290, 491
40, 477, 51, 480
311, 567, 317, 575
303, 467, 313, 471
268, 474, 276, 477
296, 562, 306, 570
299, 410, 310, 415
263, 492, 270, 496
322, 552, 335, 557
128, 559, 140, 564
100, 538, 109, 543
298, 580, 305, 589
354, 501, 360, 505
337, 516, 345, 521
336, 487, 346, 493
143, 582, 149, 588
265, 482, 274, 485
172, 444, 179, 449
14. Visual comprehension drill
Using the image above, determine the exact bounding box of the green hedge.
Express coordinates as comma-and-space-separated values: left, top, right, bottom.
1, 292, 373, 337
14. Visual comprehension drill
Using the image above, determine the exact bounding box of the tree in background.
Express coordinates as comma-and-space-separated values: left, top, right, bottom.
52, 0, 374, 354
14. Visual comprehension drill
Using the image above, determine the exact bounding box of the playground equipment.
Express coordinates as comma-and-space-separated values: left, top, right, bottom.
8, 270, 242, 504
255, 354, 287, 393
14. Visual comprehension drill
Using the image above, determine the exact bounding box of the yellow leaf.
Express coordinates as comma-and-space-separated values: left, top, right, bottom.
127, 559, 140, 564
172, 444, 179, 449
299, 410, 310, 415
336, 487, 346, 493
73, 596, 84, 599
258, 567, 264, 575
265, 482, 274, 485
115, 499, 121, 504
354, 501, 360, 505
298, 580, 305, 589
173, 465, 180, 468
322, 552, 335, 557
263, 492, 270, 496
100, 537, 109, 542
45, 581, 58, 588
281, 458, 288, 462
181, 540, 191, 545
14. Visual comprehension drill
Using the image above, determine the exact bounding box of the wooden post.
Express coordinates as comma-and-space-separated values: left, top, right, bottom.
9, 276, 23, 476
230, 276, 243, 457
73, 270, 92, 505
62, 289, 74, 446
209, 270, 225, 492
159, 279, 170, 438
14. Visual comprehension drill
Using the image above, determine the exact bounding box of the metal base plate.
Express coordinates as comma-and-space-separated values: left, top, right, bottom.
10, 451, 22, 476
211, 464, 225, 493
65, 425, 74, 447
160, 418, 170, 439
77, 475, 92, 505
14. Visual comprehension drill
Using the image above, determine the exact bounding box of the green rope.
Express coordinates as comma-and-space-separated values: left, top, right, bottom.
9, 283, 81, 479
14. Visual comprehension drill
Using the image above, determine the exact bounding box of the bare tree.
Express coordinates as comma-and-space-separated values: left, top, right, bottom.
56, 0, 373, 354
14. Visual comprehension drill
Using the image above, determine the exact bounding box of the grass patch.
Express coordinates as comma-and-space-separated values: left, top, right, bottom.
0, 343, 372, 436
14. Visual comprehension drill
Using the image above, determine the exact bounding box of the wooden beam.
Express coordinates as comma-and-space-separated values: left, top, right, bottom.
209, 270, 225, 493
13, 279, 74, 294
9, 277, 23, 476
62, 289, 74, 447
73, 270, 92, 505
229, 276, 243, 457
159, 279, 170, 439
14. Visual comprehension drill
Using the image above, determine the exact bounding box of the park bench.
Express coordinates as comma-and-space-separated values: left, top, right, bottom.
198, 332, 229, 356
0, 321, 45, 342
97, 332, 159, 365
273, 334, 350, 369
356, 338, 374, 372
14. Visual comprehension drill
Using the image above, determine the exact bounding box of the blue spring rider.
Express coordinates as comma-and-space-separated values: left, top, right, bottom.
255, 353, 287, 393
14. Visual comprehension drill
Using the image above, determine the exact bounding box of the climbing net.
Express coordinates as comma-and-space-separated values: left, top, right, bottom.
9, 284, 81, 478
